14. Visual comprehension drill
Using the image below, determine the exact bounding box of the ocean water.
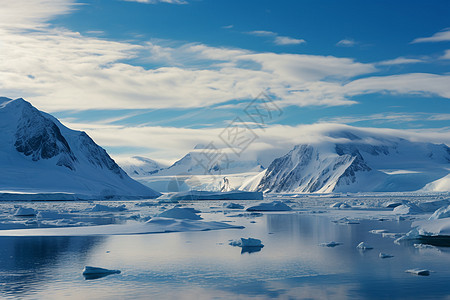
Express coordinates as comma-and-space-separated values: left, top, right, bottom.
0, 212, 449, 299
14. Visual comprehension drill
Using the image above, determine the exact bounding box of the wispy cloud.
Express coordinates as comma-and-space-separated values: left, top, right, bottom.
247, 30, 305, 46
320, 112, 450, 125
246, 30, 277, 37
222, 25, 233, 29
336, 39, 356, 47
123, 0, 187, 4
274, 36, 306, 45
377, 57, 424, 66
411, 28, 450, 43
1, 1, 449, 116
62, 119, 450, 163
441, 49, 450, 60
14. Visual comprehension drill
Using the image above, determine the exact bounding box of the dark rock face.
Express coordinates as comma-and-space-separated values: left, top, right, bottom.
14, 103, 76, 170
77, 132, 123, 177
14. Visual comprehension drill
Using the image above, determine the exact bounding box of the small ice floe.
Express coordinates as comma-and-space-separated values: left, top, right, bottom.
224, 203, 244, 209
135, 201, 159, 207
332, 217, 360, 225
384, 201, 403, 208
356, 242, 373, 250
369, 229, 388, 235
229, 237, 264, 247
156, 207, 202, 220
89, 204, 127, 212
319, 241, 342, 247
14, 207, 37, 217
379, 253, 394, 259
82, 266, 121, 280
429, 205, 450, 220
246, 201, 292, 212
414, 243, 438, 250
329, 202, 351, 209
405, 269, 430, 276
381, 232, 403, 239
393, 203, 423, 215
229, 238, 264, 254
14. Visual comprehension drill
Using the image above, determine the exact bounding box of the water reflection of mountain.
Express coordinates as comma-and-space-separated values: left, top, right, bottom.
0, 236, 103, 298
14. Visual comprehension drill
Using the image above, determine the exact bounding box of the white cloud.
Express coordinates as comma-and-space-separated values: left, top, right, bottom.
336, 39, 356, 47
0, 0, 76, 30
274, 36, 306, 45
343, 73, 450, 99
0, 1, 448, 116
320, 112, 450, 125
246, 30, 277, 37
441, 49, 450, 60
61, 119, 450, 164
247, 30, 305, 46
411, 28, 450, 43
377, 57, 424, 66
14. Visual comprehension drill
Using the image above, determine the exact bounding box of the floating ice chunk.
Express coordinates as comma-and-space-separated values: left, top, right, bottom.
384, 201, 403, 208
429, 205, 450, 220
89, 204, 127, 212
379, 253, 394, 259
246, 201, 292, 212
82, 266, 121, 280
135, 201, 159, 207
224, 203, 244, 209
332, 217, 360, 225
414, 243, 439, 250
393, 203, 422, 215
356, 242, 373, 250
14, 207, 37, 217
319, 241, 342, 247
405, 269, 430, 276
381, 232, 403, 239
330, 202, 351, 209
369, 229, 388, 234
156, 207, 202, 220
229, 237, 264, 248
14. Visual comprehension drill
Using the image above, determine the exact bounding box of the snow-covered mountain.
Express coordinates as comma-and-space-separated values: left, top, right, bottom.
117, 156, 166, 177
242, 129, 450, 193
0, 97, 160, 199
128, 145, 265, 192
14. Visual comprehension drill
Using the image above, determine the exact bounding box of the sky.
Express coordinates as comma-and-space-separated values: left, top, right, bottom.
0, 0, 449, 165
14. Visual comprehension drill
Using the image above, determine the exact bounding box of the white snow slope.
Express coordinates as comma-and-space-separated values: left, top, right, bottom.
0, 97, 160, 199
243, 129, 450, 193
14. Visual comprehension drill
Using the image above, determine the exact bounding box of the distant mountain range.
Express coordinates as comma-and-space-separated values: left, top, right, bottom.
241, 129, 450, 193
0, 97, 160, 199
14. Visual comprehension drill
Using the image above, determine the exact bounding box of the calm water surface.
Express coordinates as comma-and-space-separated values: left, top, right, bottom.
0, 213, 449, 299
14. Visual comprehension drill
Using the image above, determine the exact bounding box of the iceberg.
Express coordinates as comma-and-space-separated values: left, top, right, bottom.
14, 207, 37, 217
82, 266, 121, 280
429, 205, 450, 220
224, 203, 244, 209
246, 201, 292, 212
319, 241, 342, 247
356, 242, 373, 250
156, 207, 202, 220
229, 237, 264, 248
405, 269, 430, 276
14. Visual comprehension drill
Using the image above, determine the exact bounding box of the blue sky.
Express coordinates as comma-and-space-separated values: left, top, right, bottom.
0, 0, 449, 163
